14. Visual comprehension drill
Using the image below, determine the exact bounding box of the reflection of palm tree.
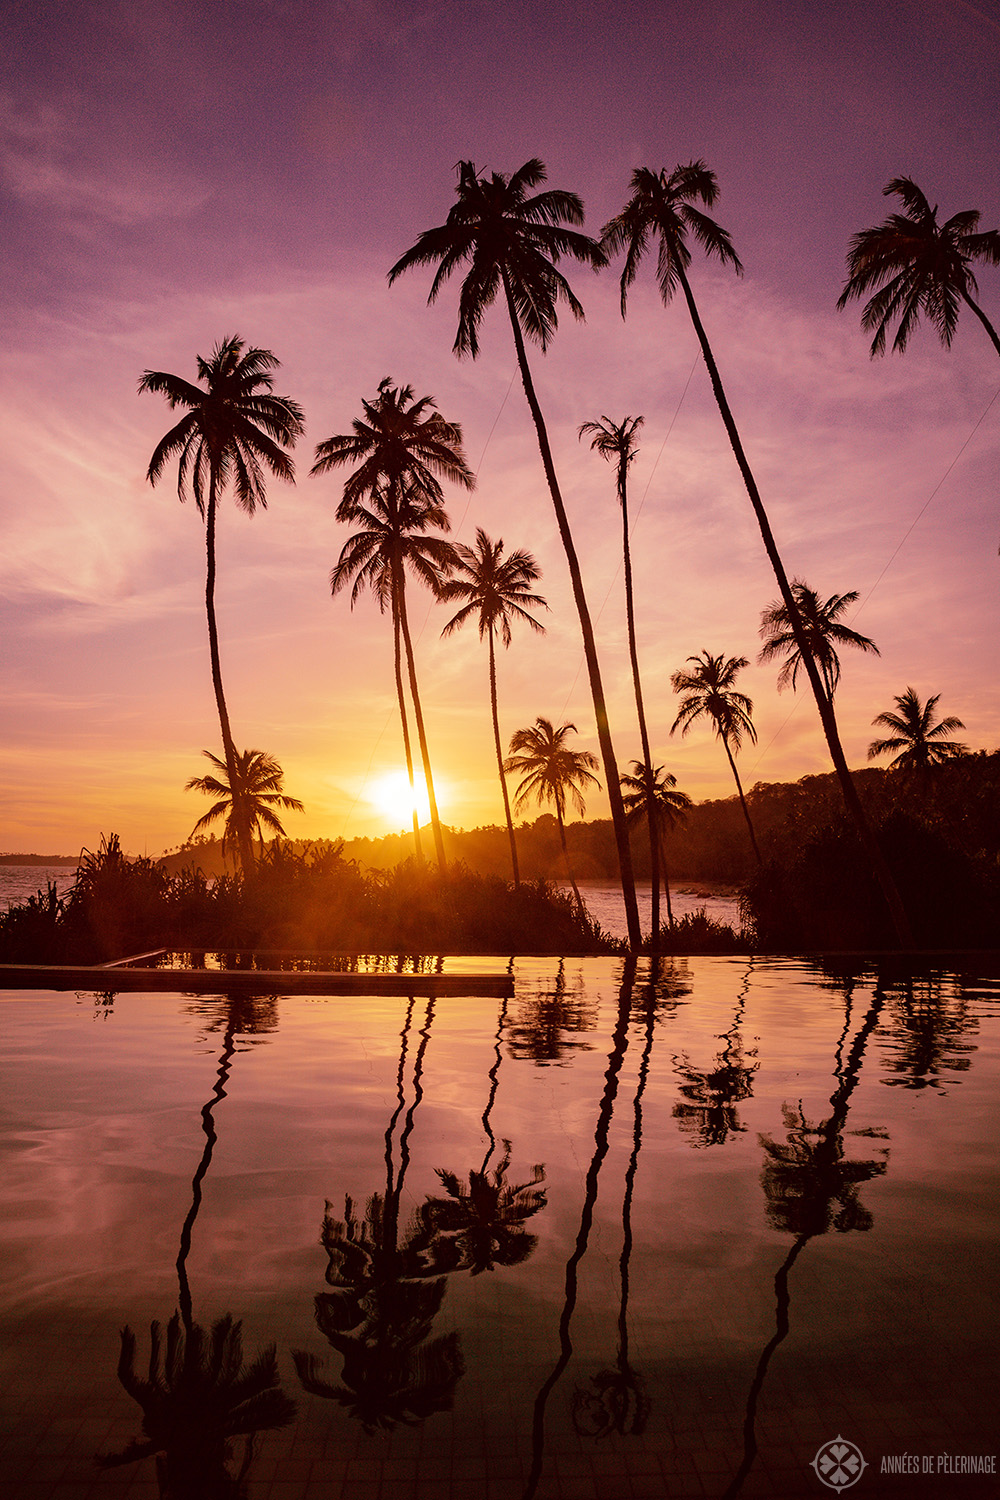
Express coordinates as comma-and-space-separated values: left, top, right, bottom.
140, 337, 304, 879
837, 176, 1000, 359
389, 158, 642, 950
185, 749, 304, 863
507, 959, 599, 1065
440, 529, 548, 885
315, 379, 474, 868
418, 1143, 547, 1276
619, 759, 691, 936
673, 966, 758, 1148
671, 650, 761, 865
603, 164, 911, 945
505, 717, 599, 913
758, 581, 879, 702
880, 974, 978, 1089
868, 687, 968, 773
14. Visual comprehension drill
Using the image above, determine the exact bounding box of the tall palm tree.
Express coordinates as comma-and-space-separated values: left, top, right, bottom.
314, 380, 474, 869
580, 414, 660, 918
837, 177, 1000, 359
619, 760, 691, 936
603, 164, 912, 944
670, 651, 762, 866
440, 528, 547, 885
868, 688, 969, 773
388, 159, 643, 950
758, 580, 880, 701
330, 482, 458, 867
504, 718, 600, 914
140, 336, 304, 880
185, 748, 304, 861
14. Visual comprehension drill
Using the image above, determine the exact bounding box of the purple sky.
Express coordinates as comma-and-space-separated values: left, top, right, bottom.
2, 0, 998, 854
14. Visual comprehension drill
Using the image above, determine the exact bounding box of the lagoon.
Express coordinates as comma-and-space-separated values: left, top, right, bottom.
1, 958, 997, 1498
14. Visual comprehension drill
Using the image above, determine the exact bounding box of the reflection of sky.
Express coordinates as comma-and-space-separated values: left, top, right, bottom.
1, 1, 998, 853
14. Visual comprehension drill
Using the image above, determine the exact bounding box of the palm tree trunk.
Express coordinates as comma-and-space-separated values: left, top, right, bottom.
675, 262, 913, 945
959, 287, 1000, 359
721, 731, 763, 867
656, 825, 675, 930
204, 475, 254, 880
555, 807, 585, 923
488, 624, 521, 885
392, 578, 424, 865
619, 469, 659, 948
395, 563, 448, 871
502, 271, 642, 950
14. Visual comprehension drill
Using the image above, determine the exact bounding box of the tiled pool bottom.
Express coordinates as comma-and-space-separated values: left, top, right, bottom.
1, 958, 998, 1499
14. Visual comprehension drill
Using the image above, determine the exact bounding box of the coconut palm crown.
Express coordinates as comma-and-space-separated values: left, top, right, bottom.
838, 177, 1000, 358
671, 651, 761, 866
185, 748, 304, 856
758, 581, 879, 700
868, 688, 969, 772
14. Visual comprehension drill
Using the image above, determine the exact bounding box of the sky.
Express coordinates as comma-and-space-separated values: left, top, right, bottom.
2, 0, 999, 856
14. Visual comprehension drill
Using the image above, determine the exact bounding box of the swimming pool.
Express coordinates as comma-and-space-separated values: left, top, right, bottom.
1, 956, 997, 1498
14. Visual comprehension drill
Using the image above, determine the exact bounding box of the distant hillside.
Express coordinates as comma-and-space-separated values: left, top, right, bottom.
0, 853, 79, 865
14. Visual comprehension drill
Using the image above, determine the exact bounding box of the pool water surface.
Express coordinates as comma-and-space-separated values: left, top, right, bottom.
1, 956, 997, 1498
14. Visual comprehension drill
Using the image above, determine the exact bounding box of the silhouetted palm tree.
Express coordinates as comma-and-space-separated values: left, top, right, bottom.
758, 580, 880, 701
603, 165, 911, 943
505, 718, 599, 913
185, 749, 304, 862
837, 177, 1000, 358
440, 528, 547, 885
868, 688, 969, 773
671, 651, 761, 865
140, 336, 304, 879
388, 159, 643, 950
619, 759, 691, 935
315, 380, 474, 868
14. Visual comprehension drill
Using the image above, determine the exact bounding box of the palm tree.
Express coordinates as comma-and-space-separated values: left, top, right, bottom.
837, 177, 1000, 359
140, 336, 304, 880
603, 164, 912, 944
504, 718, 599, 914
868, 688, 969, 773
758, 580, 880, 701
185, 748, 304, 861
440, 528, 547, 885
314, 380, 474, 869
388, 159, 643, 951
619, 760, 691, 935
670, 651, 761, 866
330, 482, 458, 866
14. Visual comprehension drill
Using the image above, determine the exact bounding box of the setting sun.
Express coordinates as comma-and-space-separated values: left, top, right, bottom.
369, 769, 436, 830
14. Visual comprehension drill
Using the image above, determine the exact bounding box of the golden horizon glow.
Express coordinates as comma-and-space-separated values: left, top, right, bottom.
367, 769, 436, 833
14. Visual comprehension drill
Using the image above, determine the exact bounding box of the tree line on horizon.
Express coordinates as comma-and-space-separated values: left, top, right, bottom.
138, 160, 999, 952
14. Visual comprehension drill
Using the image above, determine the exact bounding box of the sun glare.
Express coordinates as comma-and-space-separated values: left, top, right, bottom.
369, 769, 436, 830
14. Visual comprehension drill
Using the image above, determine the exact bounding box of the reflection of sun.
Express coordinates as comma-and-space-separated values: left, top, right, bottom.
370, 770, 437, 830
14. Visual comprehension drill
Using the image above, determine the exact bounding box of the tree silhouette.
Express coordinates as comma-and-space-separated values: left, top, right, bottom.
838, 176, 1000, 359
314, 379, 474, 869
603, 163, 911, 944
440, 528, 547, 885
671, 651, 761, 865
389, 158, 642, 950
185, 749, 304, 862
758, 580, 879, 701
505, 718, 600, 913
868, 687, 968, 773
618, 759, 691, 934
140, 336, 304, 879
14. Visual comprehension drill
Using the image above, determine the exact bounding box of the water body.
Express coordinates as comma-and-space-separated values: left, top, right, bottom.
1, 958, 996, 1497
559, 879, 741, 939
0, 862, 77, 907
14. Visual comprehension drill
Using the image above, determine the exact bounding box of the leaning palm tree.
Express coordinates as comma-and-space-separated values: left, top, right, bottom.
504, 718, 600, 914
868, 688, 969, 773
314, 380, 474, 869
440, 529, 547, 885
185, 748, 304, 862
140, 337, 304, 880
837, 177, 1000, 359
671, 651, 762, 866
330, 483, 458, 866
388, 159, 643, 950
758, 581, 880, 702
619, 760, 691, 935
603, 164, 911, 943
